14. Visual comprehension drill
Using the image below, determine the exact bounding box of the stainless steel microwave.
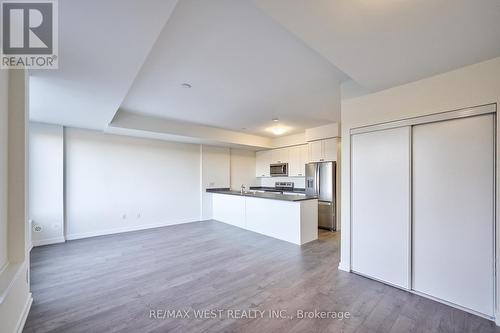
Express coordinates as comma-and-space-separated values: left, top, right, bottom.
270, 163, 288, 177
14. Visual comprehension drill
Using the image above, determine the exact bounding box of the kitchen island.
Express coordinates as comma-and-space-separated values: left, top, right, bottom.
207, 189, 318, 245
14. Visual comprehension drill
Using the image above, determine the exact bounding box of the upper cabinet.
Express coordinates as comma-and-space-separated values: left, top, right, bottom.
289, 145, 308, 177
256, 150, 272, 177
271, 148, 289, 164
256, 138, 337, 178
308, 141, 323, 162
322, 138, 337, 161
308, 138, 337, 162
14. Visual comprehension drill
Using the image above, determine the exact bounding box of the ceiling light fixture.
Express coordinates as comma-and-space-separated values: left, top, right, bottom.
266, 118, 289, 136
272, 127, 286, 135
181, 83, 192, 88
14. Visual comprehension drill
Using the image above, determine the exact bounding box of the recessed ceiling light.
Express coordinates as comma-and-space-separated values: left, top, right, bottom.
181, 83, 192, 88
272, 118, 279, 122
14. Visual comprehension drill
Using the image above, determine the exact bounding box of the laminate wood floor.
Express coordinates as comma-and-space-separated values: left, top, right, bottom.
24, 220, 499, 333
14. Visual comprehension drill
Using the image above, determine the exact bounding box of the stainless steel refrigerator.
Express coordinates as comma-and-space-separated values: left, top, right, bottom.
305, 161, 336, 231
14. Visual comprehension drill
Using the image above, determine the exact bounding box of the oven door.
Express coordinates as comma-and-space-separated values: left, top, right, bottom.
270, 163, 288, 177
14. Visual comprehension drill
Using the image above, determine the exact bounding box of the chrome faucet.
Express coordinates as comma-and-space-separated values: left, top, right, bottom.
241, 184, 246, 194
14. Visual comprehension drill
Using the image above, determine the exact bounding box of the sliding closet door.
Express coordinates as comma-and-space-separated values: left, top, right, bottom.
412, 114, 494, 316
351, 127, 410, 288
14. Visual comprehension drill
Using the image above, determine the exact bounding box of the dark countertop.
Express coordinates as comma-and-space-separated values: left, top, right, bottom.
206, 188, 317, 202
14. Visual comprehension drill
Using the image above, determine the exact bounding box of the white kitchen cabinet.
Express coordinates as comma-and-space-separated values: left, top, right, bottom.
257, 139, 336, 177
412, 114, 494, 316
212, 193, 318, 245
255, 150, 271, 177
289, 145, 308, 177
322, 138, 337, 162
351, 126, 410, 289
212, 194, 246, 229
308, 138, 337, 162
308, 141, 322, 162
299, 144, 308, 176
271, 147, 289, 164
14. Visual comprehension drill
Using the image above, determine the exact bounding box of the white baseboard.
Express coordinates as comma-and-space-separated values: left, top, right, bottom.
410, 288, 494, 322
0, 263, 24, 305
65, 218, 199, 241
338, 261, 350, 272
15, 293, 32, 333
32, 237, 66, 247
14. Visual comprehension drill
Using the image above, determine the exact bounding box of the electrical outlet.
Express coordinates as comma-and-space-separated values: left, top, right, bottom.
33, 225, 42, 233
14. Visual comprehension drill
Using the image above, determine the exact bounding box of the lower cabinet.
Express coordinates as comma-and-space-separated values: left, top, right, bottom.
212, 193, 318, 245
212, 194, 246, 229
350, 108, 495, 317
245, 198, 302, 244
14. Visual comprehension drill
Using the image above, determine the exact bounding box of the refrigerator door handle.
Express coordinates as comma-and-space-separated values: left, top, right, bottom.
316, 165, 320, 197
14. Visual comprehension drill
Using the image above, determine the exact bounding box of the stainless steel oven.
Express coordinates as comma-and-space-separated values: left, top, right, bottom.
270, 163, 288, 177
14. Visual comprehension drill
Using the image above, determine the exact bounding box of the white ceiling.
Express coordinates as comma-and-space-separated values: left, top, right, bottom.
29, 0, 500, 141
29, 0, 178, 130
108, 111, 274, 150
119, 0, 346, 137
254, 0, 500, 91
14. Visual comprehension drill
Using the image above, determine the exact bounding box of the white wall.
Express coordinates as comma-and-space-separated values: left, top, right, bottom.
201, 146, 230, 220
0, 70, 32, 333
340, 79, 371, 100
110, 111, 273, 149
339, 56, 500, 321
28, 128, 257, 239
305, 123, 339, 141
7, 71, 29, 263
0, 70, 7, 272
29, 123, 64, 246
65, 128, 202, 240
230, 149, 258, 190
271, 133, 306, 148
269, 122, 341, 149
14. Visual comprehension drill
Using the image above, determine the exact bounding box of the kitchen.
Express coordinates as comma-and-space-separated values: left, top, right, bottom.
208, 124, 339, 245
